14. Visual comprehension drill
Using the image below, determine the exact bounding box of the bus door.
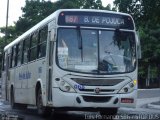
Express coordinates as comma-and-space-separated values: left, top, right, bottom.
47, 22, 56, 103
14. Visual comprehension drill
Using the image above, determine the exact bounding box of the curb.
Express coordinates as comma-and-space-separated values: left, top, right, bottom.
147, 103, 160, 109
138, 88, 160, 91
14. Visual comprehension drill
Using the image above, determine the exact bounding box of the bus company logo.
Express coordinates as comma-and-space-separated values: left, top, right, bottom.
94, 88, 100, 94
19, 71, 31, 80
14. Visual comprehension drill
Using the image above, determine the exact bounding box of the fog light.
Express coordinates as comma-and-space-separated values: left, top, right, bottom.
76, 97, 81, 104
113, 98, 119, 104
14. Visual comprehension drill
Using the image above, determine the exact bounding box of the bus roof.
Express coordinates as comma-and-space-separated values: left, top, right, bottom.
4, 9, 134, 51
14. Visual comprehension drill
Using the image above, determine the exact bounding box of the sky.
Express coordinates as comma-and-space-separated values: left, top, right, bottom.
0, 0, 114, 36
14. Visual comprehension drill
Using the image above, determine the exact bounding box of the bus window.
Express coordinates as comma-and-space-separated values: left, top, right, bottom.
23, 37, 30, 64
7, 54, 11, 69
10, 49, 13, 68
38, 26, 48, 58
17, 42, 23, 66
30, 32, 38, 61
11, 46, 16, 67
2, 52, 6, 71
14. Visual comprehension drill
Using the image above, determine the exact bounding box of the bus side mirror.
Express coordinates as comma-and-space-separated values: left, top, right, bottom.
50, 29, 56, 42
48, 19, 56, 42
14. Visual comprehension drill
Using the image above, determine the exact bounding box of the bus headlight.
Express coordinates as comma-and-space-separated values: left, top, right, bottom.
59, 80, 76, 93
118, 80, 137, 94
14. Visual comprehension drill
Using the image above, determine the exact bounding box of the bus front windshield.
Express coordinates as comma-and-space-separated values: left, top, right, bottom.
57, 28, 136, 74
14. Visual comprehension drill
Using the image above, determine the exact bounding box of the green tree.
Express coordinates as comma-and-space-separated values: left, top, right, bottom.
81, 0, 103, 9
54, 0, 103, 9
15, 0, 55, 35
0, 26, 17, 39
0, 26, 20, 73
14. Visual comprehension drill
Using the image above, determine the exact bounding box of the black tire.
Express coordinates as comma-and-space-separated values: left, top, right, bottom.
100, 108, 118, 116
10, 89, 16, 109
37, 88, 52, 117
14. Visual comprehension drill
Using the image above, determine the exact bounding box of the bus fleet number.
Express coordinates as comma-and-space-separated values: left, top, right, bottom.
74, 84, 85, 90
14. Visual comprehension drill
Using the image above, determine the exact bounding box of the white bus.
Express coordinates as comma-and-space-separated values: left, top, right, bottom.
1, 9, 141, 116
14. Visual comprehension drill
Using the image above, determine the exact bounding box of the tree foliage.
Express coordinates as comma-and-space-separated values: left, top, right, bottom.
15, 0, 55, 35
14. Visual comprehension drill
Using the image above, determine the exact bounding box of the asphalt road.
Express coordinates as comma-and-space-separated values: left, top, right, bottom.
0, 104, 160, 120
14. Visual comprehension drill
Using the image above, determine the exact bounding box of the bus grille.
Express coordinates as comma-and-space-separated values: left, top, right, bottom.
79, 89, 114, 92
71, 78, 124, 86
82, 96, 111, 103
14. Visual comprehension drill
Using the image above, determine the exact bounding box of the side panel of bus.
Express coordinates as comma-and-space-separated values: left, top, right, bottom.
13, 25, 49, 105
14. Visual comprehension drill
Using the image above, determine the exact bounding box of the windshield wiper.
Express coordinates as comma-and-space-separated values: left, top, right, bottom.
76, 26, 83, 61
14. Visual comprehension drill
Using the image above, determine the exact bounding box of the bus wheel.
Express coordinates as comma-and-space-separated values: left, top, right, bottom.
37, 89, 52, 117
100, 108, 118, 117
10, 89, 16, 109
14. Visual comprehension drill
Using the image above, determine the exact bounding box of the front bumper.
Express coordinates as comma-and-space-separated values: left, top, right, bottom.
52, 88, 137, 109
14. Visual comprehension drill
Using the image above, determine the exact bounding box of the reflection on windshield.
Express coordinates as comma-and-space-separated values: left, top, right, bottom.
57, 28, 136, 74
99, 30, 136, 73
57, 28, 98, 72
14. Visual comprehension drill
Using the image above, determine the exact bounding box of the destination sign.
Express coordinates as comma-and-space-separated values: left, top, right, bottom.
58, 11, 134, 30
